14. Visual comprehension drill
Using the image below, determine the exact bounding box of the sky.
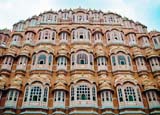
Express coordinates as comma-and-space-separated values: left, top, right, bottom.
0, 0, 160, 31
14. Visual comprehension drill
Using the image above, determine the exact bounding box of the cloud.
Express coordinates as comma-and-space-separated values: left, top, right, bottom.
0, 0, 159, 31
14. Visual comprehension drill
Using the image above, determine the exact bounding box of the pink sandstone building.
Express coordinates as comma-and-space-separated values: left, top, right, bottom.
0, 8, 160, 115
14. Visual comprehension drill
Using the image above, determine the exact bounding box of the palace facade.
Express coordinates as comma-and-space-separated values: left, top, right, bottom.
0, 8, 160, 115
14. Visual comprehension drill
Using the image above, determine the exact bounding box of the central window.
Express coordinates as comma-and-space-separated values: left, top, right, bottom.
77, 85, 90, 100
77, 53, 88, 64
38, 54, 46, 64
70, 81, 97, 106
118, 55, 126, 65
30, 86, 42, 101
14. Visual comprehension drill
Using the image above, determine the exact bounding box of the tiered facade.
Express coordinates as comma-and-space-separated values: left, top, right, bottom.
0, 8, 160, 115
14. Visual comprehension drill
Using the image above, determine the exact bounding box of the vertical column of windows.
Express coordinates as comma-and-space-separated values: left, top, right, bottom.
112, 56, 116, 66
24, 87, 29, 102
92, 87, 96, 101
137, 88, 142, 102
43, 88, 48, 102
71, 87, 74, 101
118, 88, 123, 102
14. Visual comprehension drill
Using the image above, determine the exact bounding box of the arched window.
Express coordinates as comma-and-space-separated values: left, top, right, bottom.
23, 83, 49, 107
124, 87, 136, 101
48, 54, 52, 65
92, 87, 96, 101
118, 55, 126, 65
24, 87, 29, 102
117, 83, 143, 108
77, 85, 90, 100
30, 86, 42, 101
77, 53, 88, 64
38, 54, 46, 64
43, 87, 48, 102
118, 88, 123, 102
72, 28, 91, 42
70, 83, 97, 103
71, 87, 74, 101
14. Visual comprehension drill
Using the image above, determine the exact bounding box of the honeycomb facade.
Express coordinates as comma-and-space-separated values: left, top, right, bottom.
0, 8, 160, 115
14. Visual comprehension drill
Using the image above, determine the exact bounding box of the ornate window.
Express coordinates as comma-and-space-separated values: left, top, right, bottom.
54, 91, 65, 102
106, 30, 124, 45
60, 32, 68, 43
118, 88, 123, 102
97, 57, 107, 71
146, 91, 160, 109
16, 56, 28, 71
41, 14, 57, 23
71, 51, 93, 70
124, 87, 136, 101
152, 36, 160, 49
149, 57, 160, 72
70, 82, 97, 107
71, 87, 74, 101
62, 13, 69, 20
11, 35, 22, 47
18, 56, 27, 65
74, 14, 88, 23
104, 15, 119, 24
117, 83, 143, 108
38, 29, 56, 45
5, 90, 19, 107
77, 53, 88, 64
128, 34, 137, 46
135, 57, 147, 72
53, 91, 66, 108
94, 32, 102, 44
141, 36, 150, 47
23, 83, 49, 107
118, 55, 126, 65
57, 56, 67, 71
32, 55, 36, 65
101, 91, 113, 108
111, 56, 116, 66
77, 85, 90, 100
48, 54, 52, 65
1, 56, 14, 71
38, 54, 46, 64
25, 32, 35, 45
93, 13, 100, 21
30, 86, 42, 101
31, 52, 53, 71
29, 19, 37, 26
71, 28, 91, 43
0, 34, 8, 47
111, 52, 132, 71
12, 35, 21, 41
